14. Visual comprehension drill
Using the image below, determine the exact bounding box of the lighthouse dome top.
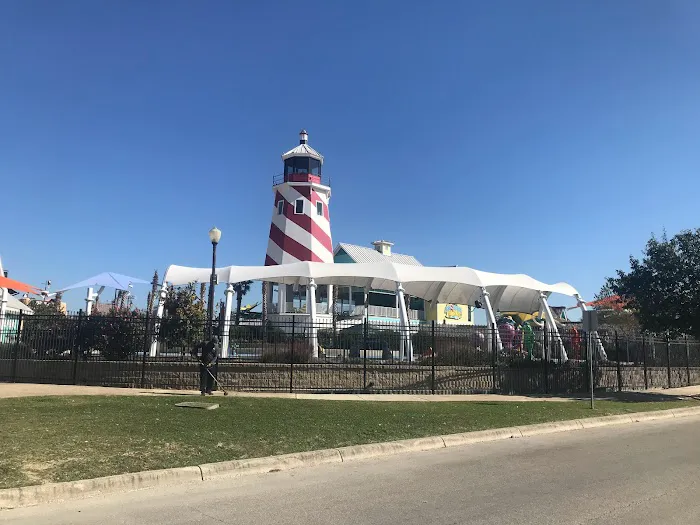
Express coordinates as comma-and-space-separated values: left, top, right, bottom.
281, 129, 324, 164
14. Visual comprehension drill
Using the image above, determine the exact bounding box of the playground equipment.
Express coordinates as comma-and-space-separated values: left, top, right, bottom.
497, 306, 602, 362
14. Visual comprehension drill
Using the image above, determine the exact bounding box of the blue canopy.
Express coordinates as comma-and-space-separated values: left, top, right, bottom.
59, 272, 149, 292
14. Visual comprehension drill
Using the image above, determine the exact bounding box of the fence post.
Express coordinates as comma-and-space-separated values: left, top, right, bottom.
587, 331, 594, 409
140, 309, 151, 389
641, 335, 648, 390
615, 331, 622, 392
72, 310, 84, 385
363, 318, 368, 391
543, 320, 549, 394
11, 311, 23, 383
431, 320, 436, 395
666, 335, 672, 389
491, 323, 497, 393
289, 316, 295, 393
685, 335, 691, 387
584, 331, 590, 393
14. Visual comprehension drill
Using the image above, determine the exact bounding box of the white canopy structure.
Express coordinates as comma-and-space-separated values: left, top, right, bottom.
152, 261, 606, 362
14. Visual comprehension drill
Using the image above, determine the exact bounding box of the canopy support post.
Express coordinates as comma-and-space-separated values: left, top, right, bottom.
149, 285, 167, 357
575, 294, 607, 361
221, 283, 234, 358
278, 283, 286, 314
396, 282, 413, 362
481, 288, 503, 353
539, 293, 568, 363
85, 287, 95, 316
308, 278, 318, 358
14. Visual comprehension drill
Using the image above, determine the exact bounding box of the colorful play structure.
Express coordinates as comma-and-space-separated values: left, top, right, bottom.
497, 308, 585, 361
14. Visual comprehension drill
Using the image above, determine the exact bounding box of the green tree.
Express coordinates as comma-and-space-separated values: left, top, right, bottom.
607, 229, 700, 337
232, 281, 253, 325
160, 283, 206, 350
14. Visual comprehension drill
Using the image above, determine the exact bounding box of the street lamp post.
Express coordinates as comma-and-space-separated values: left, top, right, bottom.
207, 227, 221, 338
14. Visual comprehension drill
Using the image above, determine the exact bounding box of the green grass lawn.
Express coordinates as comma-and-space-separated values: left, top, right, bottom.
0, 395, 698, 489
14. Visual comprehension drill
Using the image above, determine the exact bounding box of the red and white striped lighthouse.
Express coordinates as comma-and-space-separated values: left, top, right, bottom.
264, 130, 333, 265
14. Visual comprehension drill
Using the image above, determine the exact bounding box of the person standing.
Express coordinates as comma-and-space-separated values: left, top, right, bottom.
191, 335, 219, 395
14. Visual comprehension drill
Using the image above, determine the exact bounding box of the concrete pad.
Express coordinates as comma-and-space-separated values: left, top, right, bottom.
175, 402, 219, 410
0, 467, 202, 509
199, 449, 342, 480
441, 427, 521, 447
517, 420, 583, 437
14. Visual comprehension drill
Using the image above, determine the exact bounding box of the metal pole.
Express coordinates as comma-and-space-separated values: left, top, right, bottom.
642, 335, 648, 389
431, 320, 436, 395
588, 331, 594, 409
11, 311, 23, 383
73, 310, 84, 385
140, 308, 151, 389
685, 335, 691, 387
289, 315, 295, 393
666, 335, 672, 389
615, 331, 622, 392
207, 241, 218, 338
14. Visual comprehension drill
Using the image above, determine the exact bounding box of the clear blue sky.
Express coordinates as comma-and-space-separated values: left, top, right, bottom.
2, 0, 699, 311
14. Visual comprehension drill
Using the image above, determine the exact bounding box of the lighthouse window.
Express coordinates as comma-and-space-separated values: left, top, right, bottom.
309, 158, 321, 175
277, 200, 284, 215
316, 201, 324, 216
294, 199, 304, 214
285, 156, 322, 175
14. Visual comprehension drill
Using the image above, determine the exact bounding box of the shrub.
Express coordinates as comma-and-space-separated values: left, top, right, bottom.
259, 342, 314, 363
80, 309, 147, 360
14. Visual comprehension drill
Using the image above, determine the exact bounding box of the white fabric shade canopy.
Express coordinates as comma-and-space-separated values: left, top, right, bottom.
153, 261, 607, 362
162, 261, 580, 313
59, 272, 149, 292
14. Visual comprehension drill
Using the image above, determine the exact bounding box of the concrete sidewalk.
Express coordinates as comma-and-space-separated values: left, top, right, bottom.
2, 382, 700, 402
0, 383, 569, 402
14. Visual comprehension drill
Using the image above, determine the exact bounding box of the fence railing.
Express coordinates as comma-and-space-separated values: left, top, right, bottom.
2, 313, 700, 394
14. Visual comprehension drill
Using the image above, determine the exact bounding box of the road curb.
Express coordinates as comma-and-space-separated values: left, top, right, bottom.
337, 436, 446, 462
441, 427, 521, 447
3, 406, 700, 510
0, 466, 202, 510
199, 449, 343, 480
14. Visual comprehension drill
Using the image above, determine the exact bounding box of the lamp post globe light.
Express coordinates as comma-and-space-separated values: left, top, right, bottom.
207, 227, 221, 338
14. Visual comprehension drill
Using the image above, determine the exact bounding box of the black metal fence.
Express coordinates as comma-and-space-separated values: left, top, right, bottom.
2, 312, 700, 395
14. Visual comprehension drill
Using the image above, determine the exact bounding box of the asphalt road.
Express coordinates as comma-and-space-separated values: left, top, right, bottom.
3, 416, 700, 525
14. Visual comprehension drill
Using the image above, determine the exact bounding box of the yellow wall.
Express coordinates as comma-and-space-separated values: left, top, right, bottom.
425, 303, 473, 325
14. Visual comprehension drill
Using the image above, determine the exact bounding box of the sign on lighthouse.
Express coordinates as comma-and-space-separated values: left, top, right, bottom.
264, 130, 333, 266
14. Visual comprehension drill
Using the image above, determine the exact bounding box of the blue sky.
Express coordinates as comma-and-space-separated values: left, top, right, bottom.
1, 1, 699, 311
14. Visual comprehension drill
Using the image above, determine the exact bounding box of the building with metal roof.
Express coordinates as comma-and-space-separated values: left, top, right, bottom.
334, 241, 422, 266
332, 240, 474, 325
